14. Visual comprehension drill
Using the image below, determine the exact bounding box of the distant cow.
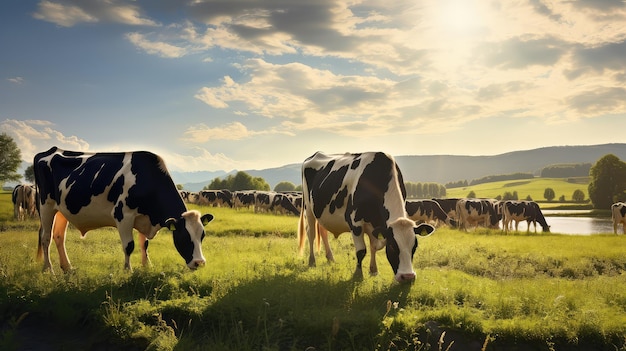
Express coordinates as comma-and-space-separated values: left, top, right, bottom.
456, 198, 500, 231
502, 200, 550, 233
270, 193, 300, 216
298, 152, 435, 283
432, 198, 460, 219
34, 147, 214, 273
611, 202, 626, 234
233, 190, 256, 210
198, 190, 233, 208
406, 199, 457, 227
12, 184, 37, 220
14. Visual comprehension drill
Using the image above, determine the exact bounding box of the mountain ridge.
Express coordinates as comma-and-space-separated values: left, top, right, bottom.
176, 143, 626, 191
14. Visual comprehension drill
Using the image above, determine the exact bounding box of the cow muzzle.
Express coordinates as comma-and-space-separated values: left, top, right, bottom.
188, 259, 206, 270
396, 272, 416, 283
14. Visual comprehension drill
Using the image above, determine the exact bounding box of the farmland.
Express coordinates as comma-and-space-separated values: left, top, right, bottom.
1, 192, 626, 350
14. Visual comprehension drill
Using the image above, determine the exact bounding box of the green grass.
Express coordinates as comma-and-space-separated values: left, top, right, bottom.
445, 177, 590, 203
1, 195, 626, 350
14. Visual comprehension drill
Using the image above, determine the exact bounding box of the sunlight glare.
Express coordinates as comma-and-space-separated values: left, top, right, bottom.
436, 0, 484, 34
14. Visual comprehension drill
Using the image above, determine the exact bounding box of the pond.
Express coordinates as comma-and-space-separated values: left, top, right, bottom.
513, 210, 617, 235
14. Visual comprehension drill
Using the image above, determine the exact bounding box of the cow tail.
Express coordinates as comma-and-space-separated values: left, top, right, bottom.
297, 208, 306, 254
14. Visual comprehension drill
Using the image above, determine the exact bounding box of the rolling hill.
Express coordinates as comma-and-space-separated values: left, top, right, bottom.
176, 143, 626, 191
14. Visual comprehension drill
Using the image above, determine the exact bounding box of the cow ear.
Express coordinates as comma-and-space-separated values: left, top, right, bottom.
201, 214, 214, 226
373, 227, 389, 240
165, 218, 177, 231
414, 223, 435, 237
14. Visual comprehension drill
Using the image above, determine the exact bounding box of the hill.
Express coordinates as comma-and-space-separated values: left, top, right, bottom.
176, 143, 626, 191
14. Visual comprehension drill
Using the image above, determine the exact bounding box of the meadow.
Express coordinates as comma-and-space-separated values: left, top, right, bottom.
445, 177, 590, 205
1, 192, 626, 350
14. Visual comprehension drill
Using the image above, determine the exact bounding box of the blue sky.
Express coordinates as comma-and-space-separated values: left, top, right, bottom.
1, 0, 625, 173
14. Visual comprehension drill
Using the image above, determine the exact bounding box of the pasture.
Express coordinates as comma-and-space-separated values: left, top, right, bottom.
1, 194, 626, 350
445, 177, 590, 204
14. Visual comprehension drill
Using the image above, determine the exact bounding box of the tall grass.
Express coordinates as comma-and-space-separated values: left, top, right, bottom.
1, 199, 626, 350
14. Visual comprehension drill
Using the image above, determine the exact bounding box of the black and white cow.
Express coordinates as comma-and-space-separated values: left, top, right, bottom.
406, 199, 457, 227
432, 198, 460, 219
34, 147, 214, 273
298, 152, 435, 283
270, 193, 300, 216
611, 202, 626, 234
456, 198, 500, 231
233, 190, 256, 210
198, 190, 233, 208
502, 200, 550, 233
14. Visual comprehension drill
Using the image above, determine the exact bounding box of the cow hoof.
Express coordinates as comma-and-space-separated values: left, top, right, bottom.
369, 271, 379, 277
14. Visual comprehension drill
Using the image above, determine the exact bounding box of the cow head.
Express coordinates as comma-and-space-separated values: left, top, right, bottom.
165, 210, 214, 269
375, 218, 435, 283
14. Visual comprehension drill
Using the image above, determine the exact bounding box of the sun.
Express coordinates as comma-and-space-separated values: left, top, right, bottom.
435, 0, 485, 34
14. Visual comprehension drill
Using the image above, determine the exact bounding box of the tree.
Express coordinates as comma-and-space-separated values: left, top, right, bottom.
206, 171, 270, 191
588, 154, 626, 209
0, 133, 22, 186
274, 181, 296, 192
24, 164, 35, 183
543, 188, 555, 202
572, 189, 585, 203
467, 190, 476, 198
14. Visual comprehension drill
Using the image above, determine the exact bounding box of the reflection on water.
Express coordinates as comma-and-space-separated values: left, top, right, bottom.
509, 214, 616, 235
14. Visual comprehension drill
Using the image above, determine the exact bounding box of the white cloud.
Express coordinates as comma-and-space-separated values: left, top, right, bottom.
0, 119, 90, 162
183, 121, 293, 143
7, 77, 24, 84
125, 32, 187, 58
33, 0, 158, 27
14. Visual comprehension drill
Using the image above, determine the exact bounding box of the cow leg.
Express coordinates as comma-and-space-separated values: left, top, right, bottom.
352, 234, 367, 280
305, 210, 317, 267
118, 222, 135, 270
139, 233, 150, 266
38, 210, 56, 273
51, 213, 72, 272
316, 223, 335, 262
367, 235, 381, 276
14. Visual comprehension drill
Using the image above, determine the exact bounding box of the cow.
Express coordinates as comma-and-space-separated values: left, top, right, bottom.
12, 184, 37, 220
270, 193, 300, 216
502, 200, 549, 233
456, 198, 500, 231
298, 151, 435, 283
233, 190, 256, 210
198, 190, 233, 208
432, 198, 460, 219
33, 147, 214, 273
405, 199, 457, 227
611, 202, 626, 234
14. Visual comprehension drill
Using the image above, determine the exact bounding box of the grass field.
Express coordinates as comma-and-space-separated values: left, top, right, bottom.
1, 192, 625, 350
445, 177, 590, 204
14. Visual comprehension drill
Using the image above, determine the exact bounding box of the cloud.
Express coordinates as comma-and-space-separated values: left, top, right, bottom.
183, 121, 293, 143
565, 40, 626, 79
7, 77, 24, 84
566, 86, 626, 115
0, 119, 89, 161
477, 36, 570, 69
33, 0, 158, 27
162, 147, 241, 173
125, 32, 187, 58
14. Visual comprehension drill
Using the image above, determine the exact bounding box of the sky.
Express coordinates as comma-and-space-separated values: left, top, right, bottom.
1, 0, 625, 174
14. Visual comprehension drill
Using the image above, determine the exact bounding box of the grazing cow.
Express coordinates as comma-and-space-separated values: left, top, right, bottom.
12, 184, 37, 220
270, 193, 300, 216
432, 198, 460, 219
233, 190, 256, 210
298, 152, 435, 283
611, 202, 626, 234
502, 200, 550, 233
406, 199, 457, 227
34, 147, 214, 273
456, 198, 500, 231
198, 190, 233, 208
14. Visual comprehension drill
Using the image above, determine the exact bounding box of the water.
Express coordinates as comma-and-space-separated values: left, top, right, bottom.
509, 210, 617, 235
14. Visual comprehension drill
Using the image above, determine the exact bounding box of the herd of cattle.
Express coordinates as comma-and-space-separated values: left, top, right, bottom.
6, 147, 626, 283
